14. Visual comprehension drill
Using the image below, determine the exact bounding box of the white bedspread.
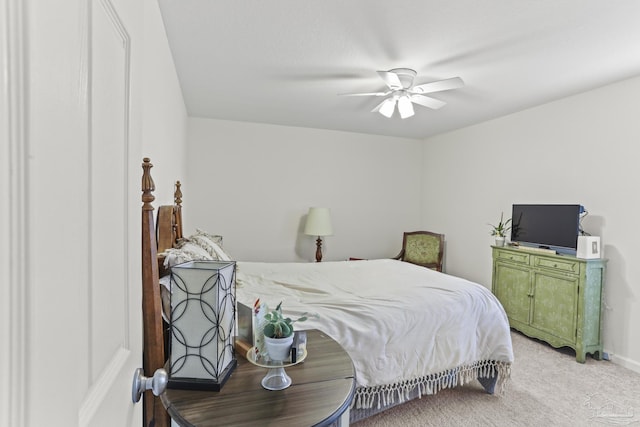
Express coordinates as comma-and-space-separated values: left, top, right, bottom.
236, 259, 513, 406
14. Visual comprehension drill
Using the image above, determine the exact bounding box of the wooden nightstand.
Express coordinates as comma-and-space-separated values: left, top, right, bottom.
162, 329, 356, 426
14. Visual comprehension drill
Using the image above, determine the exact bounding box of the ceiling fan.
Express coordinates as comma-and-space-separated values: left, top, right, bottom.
340, 68, 464, 119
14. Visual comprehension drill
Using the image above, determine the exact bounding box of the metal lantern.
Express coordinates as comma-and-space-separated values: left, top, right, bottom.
168, 260, 237, 391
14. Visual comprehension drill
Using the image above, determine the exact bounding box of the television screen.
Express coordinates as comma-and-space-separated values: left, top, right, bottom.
510, 204, 581, 253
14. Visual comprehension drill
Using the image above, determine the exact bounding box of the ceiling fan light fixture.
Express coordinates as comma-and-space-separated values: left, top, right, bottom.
378, 98, 396, 118
341, 68, 464, 118
388, 68, 417, 89
398, 95, 414, 119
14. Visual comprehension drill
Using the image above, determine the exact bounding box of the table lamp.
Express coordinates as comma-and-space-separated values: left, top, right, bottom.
168, 260, 237, 391
304, 207, 333, 262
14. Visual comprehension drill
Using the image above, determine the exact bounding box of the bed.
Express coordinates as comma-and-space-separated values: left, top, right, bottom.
140, 158, 514, 426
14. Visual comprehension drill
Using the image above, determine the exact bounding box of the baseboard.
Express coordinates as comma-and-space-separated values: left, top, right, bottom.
608, 352, 640, 375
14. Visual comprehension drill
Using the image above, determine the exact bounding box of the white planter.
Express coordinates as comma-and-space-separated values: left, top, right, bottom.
264, 335, 294, 361
495, 236, 506, 247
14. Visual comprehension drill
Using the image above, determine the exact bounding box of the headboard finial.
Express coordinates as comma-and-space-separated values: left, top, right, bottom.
174, 181, 183, 240
141, 158, 155, 211
175, 180, 182, 207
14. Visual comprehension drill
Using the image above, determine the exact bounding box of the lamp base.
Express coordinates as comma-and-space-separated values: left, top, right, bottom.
167, 359, 237, 391
315, 237, 323, 262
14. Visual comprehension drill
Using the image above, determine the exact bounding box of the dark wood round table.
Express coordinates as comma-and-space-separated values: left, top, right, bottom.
162, 329, 356, 426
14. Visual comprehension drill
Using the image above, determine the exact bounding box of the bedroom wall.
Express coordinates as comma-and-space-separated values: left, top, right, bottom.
421, 75, 640, 374
141, 0, 188, 204
185, 118, 423, 262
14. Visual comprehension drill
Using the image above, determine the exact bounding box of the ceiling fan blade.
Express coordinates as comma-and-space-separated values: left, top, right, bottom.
411, 77, 464, 94
371, 99, 387, 113
377, 70, 403, 90
410, 94, 447, 110
339, 91, 390, 97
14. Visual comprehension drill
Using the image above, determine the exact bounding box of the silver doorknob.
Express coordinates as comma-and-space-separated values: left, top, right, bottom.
132, 368, 168, 403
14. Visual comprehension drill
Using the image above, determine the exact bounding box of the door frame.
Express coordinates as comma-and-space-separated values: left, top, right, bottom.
1, 0, 28, 425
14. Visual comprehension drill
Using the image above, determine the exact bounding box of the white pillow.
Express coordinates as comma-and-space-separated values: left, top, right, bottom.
159, 276, 172, 322
184, 229, 232, 261
194, 228, 223, 246
161, 241, 213, 268
159, 275, 171, 291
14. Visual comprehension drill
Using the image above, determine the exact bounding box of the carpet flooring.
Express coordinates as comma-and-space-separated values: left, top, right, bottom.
353, 331, 640, 426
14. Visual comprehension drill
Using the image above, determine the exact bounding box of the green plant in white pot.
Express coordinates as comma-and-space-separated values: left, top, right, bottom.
489, 212, 511, 247
262, 302, 309, 361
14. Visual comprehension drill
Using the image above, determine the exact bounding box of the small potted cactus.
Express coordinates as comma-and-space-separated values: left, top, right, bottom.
262, 302, 309, 361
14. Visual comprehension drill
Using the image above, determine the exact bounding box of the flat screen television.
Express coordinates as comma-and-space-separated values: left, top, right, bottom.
510, 204, 582, 255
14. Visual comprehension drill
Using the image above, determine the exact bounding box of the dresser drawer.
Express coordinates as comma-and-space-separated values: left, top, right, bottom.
495, 249, 530, 265
533, 256, 580, 274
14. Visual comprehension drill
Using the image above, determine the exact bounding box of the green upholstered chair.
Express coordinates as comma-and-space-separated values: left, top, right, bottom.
394, 231, 445, 272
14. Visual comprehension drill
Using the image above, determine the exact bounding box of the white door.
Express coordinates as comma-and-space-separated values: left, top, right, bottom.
2, 0, 143, 425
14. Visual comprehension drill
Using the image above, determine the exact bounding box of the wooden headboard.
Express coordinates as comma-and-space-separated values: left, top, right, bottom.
156, 180, 183, 277
140, 157, 184, 427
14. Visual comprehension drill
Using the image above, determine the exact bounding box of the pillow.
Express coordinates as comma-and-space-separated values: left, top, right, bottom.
194, 228, 223, 246
159, 275, 171, 291
161, 241, 214, 268
159, 276, 172, 322
182, 229, 232, 261
159, 241, 215, 321
159, 235, 229, 321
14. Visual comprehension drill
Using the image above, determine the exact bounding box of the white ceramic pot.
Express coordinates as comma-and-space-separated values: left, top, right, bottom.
264, 335, 294, 361
495, 236, 506, 247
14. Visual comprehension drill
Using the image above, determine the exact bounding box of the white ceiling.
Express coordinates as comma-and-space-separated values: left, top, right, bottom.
158, 0, 640, 140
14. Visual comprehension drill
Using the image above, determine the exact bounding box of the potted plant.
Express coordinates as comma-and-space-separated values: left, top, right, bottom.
262, 302, 309, 361
489, 212, 511, 247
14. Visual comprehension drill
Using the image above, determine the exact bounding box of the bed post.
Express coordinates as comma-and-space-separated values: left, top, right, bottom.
174, 180, 183, 241
141, 158, 170, 427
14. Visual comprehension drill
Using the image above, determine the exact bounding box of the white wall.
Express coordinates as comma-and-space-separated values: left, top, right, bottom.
176, 63, 639, 376
141, 0, 188, 204
421, 75, 640, 373
186, 118, 423, 262
184, 78, 640, 374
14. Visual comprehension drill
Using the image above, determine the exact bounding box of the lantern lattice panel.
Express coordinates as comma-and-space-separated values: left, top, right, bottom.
168, 260, 236, 391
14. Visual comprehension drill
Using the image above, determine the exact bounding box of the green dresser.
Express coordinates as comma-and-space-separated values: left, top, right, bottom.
491, 246, 607, 362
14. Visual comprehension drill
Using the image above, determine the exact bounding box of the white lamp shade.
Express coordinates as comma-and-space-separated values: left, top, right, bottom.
304, 207, 333, 237
378, 98, 396, 118
398, 95, 415, 119
169, 260, 237, 390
